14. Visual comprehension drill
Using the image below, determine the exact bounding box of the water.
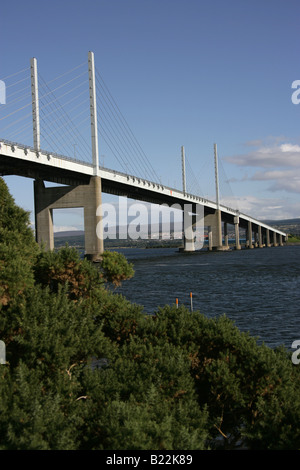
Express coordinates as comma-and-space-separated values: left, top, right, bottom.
114, 245, 300, 350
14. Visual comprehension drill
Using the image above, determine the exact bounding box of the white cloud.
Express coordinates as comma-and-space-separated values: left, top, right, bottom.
280, 143, 300, 153
224, 137, 300, 197
221, 194, 300, 221
221, 138, 300, 218
225, 138, 300, 169
53, 226, 83, 233
249, 169, 300, 194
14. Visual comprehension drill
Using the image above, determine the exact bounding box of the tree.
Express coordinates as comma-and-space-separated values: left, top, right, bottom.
0, 178, 38, 308
140, 305, 300, 449
33, 246, 134, 299
1, 176, 300, 450
98, 250, 134, 287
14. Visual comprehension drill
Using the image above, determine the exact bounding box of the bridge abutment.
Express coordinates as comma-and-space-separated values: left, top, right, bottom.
34, 176, 104, 261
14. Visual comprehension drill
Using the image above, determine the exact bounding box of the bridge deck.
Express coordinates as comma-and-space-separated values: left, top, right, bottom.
0, 138, 287, 237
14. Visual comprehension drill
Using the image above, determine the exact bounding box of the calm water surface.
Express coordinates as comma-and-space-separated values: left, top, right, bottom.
114, 245, 300, 349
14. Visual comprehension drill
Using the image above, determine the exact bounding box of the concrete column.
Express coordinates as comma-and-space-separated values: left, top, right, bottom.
266, 229, 271, 247
247, 221, 253, 248
205, 210, 227, 250
34, 176, 104, 261
182, 209, 195, 252
182, 203, 197, 252
234, 216, 241, 250
273, 231, 278, 247
85, 176, 104, 260
279, 234, 283, 246
224, 222, 229, 248
258, 225, 263, 248
216, 209, 223, 250
34, 180, 54, 250
208, 226, 213, 251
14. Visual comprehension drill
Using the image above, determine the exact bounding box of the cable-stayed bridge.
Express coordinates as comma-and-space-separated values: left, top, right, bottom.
0, 52, 286, 260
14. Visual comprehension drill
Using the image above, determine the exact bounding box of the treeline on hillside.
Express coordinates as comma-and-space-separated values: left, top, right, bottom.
1, 177, 300, 450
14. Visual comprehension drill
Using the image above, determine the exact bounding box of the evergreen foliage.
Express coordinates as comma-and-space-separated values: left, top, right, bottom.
0, 179, 38, 307
0, 177, 300, 450
99, 250, 134, 287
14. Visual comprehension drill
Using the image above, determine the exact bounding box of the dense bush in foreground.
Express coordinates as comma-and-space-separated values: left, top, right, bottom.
0, 177, 300, 450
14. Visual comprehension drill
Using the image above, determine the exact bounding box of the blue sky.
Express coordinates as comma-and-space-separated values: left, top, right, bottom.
1, 0, 300, 230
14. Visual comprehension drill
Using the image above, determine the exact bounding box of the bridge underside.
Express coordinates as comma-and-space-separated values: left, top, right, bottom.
31, 177, 287, 257
0, 154, 90, 186
0, 155, 286, 258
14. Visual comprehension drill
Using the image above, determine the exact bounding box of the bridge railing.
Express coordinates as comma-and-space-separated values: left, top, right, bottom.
0, 136, 286, 237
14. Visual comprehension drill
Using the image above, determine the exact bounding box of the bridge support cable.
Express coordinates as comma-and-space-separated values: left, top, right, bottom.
96, 120, 139, 175
37, 69, 92, 164
38, 78, 91, 162
0, 66, 33, 145
95, 78, 146, 177
41, 61, 86, 87
0, 59, 94, 162
185, 158, 205, 197
0, 66, 30, 83
95, 69, 152, 178
181, 148, 204, 198
95, 67, 160, 182
217, 154, 239, 212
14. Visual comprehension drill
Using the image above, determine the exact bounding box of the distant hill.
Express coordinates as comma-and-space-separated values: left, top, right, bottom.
53, 218, 300, 248
54, 218, 300, 238
54, 230, 85, 238
262, 218, 300, 225
262, 218, 300, 235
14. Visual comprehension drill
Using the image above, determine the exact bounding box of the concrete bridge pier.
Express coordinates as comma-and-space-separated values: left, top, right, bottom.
224, 222, 229, 248
246, 221, 253, 249
182, 217, 195, 252
208, 227, 213, 251
204, 210, 228, 251
279, 234, 283, 246
266, 229, 271, 247
182, 202, 197, 252
254, 230, 260, 248
34, 176, 104, 261
258, 225, 263, 248
234, 216, 241, 250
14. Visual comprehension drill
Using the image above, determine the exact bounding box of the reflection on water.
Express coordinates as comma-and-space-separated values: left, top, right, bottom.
113, 245, 300, 349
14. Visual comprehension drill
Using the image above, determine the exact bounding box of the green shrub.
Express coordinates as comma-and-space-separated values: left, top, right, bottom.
1, 177, 300, 450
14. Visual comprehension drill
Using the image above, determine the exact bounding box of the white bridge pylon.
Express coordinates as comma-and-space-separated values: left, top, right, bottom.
0, 52, 287, 260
